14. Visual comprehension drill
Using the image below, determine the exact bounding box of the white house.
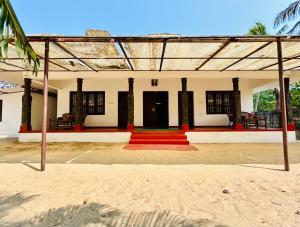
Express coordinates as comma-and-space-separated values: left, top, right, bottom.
0, 31, 299, 144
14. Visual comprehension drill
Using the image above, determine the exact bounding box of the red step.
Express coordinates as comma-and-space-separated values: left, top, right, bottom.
131, 133, 187, 139
129, 132, 190, 145
129, 139, 189, 145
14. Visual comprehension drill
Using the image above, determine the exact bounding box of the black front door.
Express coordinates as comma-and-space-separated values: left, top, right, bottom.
118, 92, 128, 128
143, 91, 169, 128
178, 91, 194, 128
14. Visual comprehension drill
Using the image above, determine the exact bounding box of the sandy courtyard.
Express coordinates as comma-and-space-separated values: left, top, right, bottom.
0, 140, 300, 226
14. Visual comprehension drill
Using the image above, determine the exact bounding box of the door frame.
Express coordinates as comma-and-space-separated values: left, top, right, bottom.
143, 91, 169, 128
118, 91, 128, 128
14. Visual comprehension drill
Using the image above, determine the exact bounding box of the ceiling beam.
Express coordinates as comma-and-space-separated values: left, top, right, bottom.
196, 40, 231, 70
53, 42, 97, 72
221, 42, 273, 71
159, 42, 167, 72
118, 41, 134, 71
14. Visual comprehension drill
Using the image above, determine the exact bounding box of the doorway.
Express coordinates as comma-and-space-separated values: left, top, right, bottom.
143, 91, 169, 128
178, 91, 194, 128
118, 91, 128, 128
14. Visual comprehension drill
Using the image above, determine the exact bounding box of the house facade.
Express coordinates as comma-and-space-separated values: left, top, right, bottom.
0, 32, 299, 143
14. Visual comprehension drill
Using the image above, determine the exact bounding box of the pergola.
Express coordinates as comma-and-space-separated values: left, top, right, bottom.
3, 35, 299, 171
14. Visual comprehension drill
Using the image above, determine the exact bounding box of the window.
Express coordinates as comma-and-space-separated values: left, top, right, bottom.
206, 91, 233, 114
0, 100, 2, 122
70, 91, 105, 115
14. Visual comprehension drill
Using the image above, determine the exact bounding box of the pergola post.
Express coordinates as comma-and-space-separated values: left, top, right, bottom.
277, 39, 289, 171
181, 78, 189, 131
284, 77, 295, 130
232, 78, 242, 129
20, 78, 32, 132
127, 78, 134, 131
41, 40, 49, 172
74, 78, 83, 131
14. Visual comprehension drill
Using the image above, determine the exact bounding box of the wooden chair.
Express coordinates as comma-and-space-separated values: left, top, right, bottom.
242, 112, 267, 129
50, 113, 87, 130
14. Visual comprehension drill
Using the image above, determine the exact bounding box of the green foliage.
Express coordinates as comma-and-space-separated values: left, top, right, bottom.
0, 0, 39, 74
248, 22, 268, 35
254, 82, 300, 112
291, 82, 300, 109
254, 90, 276, 111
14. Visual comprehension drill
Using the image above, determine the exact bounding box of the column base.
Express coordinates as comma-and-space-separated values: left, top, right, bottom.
127, 124, 135, 131
19, 124, 32, 132
233, 123, 243, 130
73, 124, 83, 131
181, 124, 190, 131
287, 123, 296, 131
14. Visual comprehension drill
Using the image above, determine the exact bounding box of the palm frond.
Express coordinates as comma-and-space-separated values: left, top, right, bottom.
276, 24, 289, 35
287, 20, 300, 34
0, 0, 39, 74
247, 22, 268, 35
274, 0, 300, 28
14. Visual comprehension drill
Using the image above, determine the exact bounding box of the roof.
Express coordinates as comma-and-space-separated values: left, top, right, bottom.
2, 34, 300, 72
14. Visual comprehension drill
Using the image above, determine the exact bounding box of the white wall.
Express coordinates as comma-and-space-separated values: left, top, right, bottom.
0, 92, 22, 137
56, 78, 254, 127
0, 92, 57, 137
31, 93, 57, 130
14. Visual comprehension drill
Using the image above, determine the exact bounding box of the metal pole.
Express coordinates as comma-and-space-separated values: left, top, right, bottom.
41, 41, 49, 171
277, 39, 289, 171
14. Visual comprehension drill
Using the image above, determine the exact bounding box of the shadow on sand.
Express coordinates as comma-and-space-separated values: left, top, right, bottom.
0, 193, 227, 227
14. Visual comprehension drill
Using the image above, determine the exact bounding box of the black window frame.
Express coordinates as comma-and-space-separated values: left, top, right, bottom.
70, 91, 105, 115
0, 100, 2, 122
206, 91, 234, 115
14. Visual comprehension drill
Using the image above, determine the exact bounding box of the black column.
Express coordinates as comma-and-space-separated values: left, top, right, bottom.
74, 78, 83, 130
127, 78, 134, 130
181, 78, 189, 130
284, 77, 295, 130
232, 78, 242, 129
20, 78, 32, 132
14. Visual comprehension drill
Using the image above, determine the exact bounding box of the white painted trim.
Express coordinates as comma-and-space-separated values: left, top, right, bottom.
18, 132, 131, 142
18, 131, 296, 143
186, 131, 297, 143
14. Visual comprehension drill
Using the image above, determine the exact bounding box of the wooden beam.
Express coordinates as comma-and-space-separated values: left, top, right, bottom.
260, 53, 300, 70
0, 60, 28, 70
159, 42, 167, 72
41, 41, 49, 172
196, 40, 231, 70
277, 39, 289, 171
118, 41, 134, 71
221, 42, 272, 71
9, 43, 71, 71
284, 64, 300, 71
53, 42, 97, 71
24, 35, 300, 43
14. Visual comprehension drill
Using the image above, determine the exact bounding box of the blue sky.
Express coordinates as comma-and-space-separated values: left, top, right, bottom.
11, 0, 295, 36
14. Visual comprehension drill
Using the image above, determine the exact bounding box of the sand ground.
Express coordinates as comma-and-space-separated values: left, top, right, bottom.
0, 139, 300, 227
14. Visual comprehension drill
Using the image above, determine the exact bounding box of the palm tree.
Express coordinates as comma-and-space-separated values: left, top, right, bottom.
248, 22, 269, 111
247, 22, 268, 35
0, 0, 39, 74
274, 1, 300, 34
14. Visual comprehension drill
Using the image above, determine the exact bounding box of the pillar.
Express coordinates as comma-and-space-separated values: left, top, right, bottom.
277, 39, 289, 171
20, 78, 32, 132
127, 78, 134, 130
284, 78, 295, 130
181, 78, 189, 131
74, 78, 83, 131
232, 78, 242, 129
